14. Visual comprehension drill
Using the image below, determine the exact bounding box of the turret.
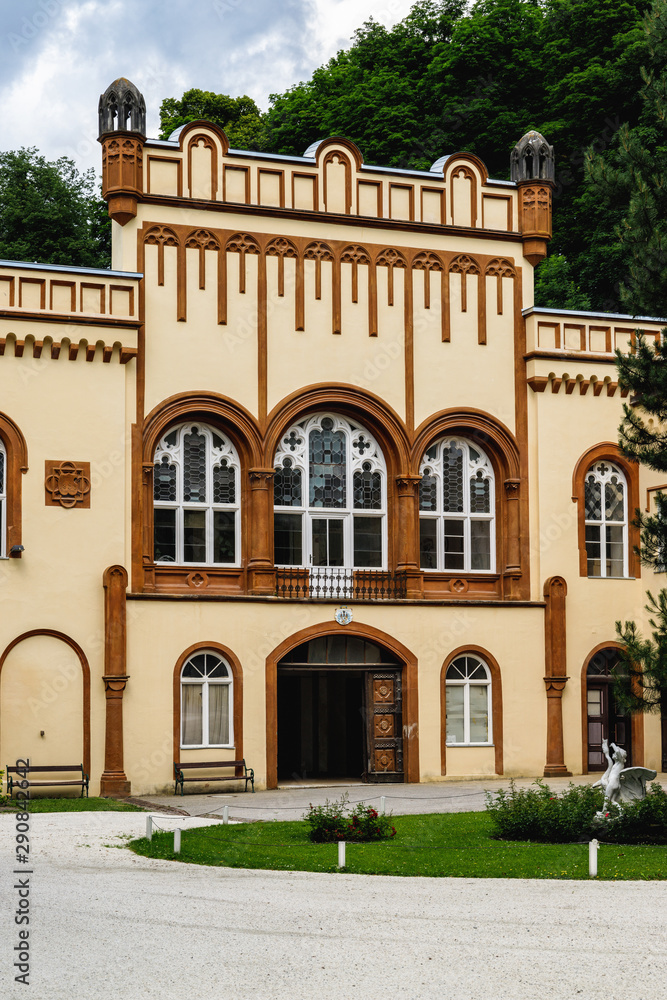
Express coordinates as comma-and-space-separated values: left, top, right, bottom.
511, 130, 555, 265
98, 78, 146, 226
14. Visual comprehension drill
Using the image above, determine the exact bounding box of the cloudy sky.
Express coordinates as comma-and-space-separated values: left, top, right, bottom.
0, 0, 416, 175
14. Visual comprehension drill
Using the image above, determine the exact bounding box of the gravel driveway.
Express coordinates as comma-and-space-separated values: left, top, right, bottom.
2, 811, 666, 1000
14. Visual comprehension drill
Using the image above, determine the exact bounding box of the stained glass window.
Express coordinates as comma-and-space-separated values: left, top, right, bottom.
419, 438, 494, 572
153, 423, 240, 565
584, 462, 627, 577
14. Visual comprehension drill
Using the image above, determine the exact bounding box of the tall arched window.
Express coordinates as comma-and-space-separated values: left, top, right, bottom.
445, 654, 492, 745
584, 461, 627, 577
419, 438, 495, 572
153, 423, 240, 565
0, 439, 6, 558
273, 414, 386, 569
180, 649, 233, 747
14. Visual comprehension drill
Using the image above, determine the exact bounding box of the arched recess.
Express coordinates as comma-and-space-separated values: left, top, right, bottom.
137, 391, 263, 590
0, 629, 91, 775
440, 644, 503, 776
0, 411, 28, 556
172, 641, 243, 766
572, 443, 640, 578
265, 384, 411, 575
580, 641, 643, 774
412, 408, 524, 592
265, 621, 419, 788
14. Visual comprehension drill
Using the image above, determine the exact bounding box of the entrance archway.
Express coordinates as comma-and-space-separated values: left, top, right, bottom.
582, 645, 632, 772
266, 623, 419, 788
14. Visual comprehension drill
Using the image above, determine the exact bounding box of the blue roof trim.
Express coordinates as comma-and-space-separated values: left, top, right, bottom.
524, 306, 667, 323
0, 259, 142, 279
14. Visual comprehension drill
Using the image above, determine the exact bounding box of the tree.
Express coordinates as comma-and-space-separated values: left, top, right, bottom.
159, 89, 266, 150
534, 254, 592, 310
0, 147, 110, 269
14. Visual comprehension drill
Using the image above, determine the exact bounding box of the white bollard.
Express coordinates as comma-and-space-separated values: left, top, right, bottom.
223, 805, 229, 825
380, 795, 386, 815
146, 815, 153, 842
174, 829, 181, 854
338, 840, 346, 869
589, 839, 599, 877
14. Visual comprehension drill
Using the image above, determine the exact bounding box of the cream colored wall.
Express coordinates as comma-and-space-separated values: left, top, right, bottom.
0, 338, 132, 795
123, 600, 546, 793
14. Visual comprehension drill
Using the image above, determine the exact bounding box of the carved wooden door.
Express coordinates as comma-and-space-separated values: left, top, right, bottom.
365, 670, 404, 782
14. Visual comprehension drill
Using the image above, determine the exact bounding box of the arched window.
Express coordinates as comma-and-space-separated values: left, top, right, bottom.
153, 423, 240, 565
180, 649, 233, 747
584, 461, 627, 577
445, 654, 492, 745
419, 438, 495, 572
273, 414, 386, 569
0, 438, 5, 558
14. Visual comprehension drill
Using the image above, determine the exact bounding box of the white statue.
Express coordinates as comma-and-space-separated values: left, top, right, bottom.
592, 739, 657, 814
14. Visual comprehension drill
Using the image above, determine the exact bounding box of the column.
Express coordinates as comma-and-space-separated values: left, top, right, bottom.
247, 468, 276, 595
100, 565, 131, 795
395, 475, 423, 599
543, 575, 572, 777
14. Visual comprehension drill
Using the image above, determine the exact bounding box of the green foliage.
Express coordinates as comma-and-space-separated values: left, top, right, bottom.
615, 589, 667, 712
304, 793, 396, 842
534, 255, 592, 310
1, 797, 143, 812
159, 89, 266, 149
129, 810, 667, 879
0, 148, 110, 269
486, 779, 667, 842
485, 779, 604, 841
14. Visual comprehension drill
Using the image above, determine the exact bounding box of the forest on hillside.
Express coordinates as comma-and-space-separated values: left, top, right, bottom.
4, 0, 667, 316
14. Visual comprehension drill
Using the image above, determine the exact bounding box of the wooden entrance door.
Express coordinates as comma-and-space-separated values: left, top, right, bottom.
365, 670, 404, 782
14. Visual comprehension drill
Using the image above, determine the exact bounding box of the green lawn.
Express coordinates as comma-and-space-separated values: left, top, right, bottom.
129, 811, 667, 880
1, 796, 143, 813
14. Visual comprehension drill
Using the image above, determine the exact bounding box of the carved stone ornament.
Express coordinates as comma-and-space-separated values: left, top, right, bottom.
335, 606, 353, 625
45, 461, 91, 508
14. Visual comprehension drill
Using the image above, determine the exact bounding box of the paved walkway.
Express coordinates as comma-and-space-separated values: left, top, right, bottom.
2, 808, 667, 1000
139, 772, 665, 821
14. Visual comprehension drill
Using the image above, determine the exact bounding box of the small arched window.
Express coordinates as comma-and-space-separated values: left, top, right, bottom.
0, 438, 5, 558
273, 413, 386, 569
419, 438, 495, 572
445, 654, 492, 745
584, 461, 627, 577
153, 423, 240, 565
180, 650, 233, 747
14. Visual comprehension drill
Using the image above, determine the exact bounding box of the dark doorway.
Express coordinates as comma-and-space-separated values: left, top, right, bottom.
586, 648, 632, 771
277, 635, 404, 782
278, 670, 364, 780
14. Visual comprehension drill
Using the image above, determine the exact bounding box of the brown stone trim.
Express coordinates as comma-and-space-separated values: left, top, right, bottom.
19, 276, 46, 309
258, 168, 286, 208
49, 280, 76, 311
176, 119, 230, 155
247, 468, 276, 595
223, 165, 250, 204
571, 443, 640, 579
172, 641, 243, 768
0, 308, 140, 333
420, 186, 445, 225
266, 622, 419, 788
645, 483, 667, 511
187, 133, 218, 200
0, 411, 28, 555
527, 375, 549, 392
543, 576, 571, 776
440, 644, 503, 776
0, 629, 91, 775
482, 192, 513, 231
579, 641, 645, 773
412, 408, 520, 478
291, 171, 319, 212
323, 149, 352, 214
404, 262, 414, 432
357, 179, 383, 218
258, 250, 268, 424
44, 461, 91, 509
448, 165, 478, 227
146, 155, 183, 198
513, 267, 530, 600
0, 274, 15, 305
524, 350, 619, 364
138, 192, 523, 242
389, 183, 415, 222
101, 566, 130, 794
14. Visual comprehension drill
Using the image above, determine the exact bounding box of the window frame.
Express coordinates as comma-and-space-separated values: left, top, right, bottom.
583, 460, 628, 578
153, 422, 241, 567
418, 437, 496, 573
444, 654, 493, 746
0, 438, 6, 559
273, 413, 387, 570
180, 649, 234, 749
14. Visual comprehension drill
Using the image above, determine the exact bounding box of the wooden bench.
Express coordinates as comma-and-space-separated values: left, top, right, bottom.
174, 760, 254, 795
6, 764, 89, 798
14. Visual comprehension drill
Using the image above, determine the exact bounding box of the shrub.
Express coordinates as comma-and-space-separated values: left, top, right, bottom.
485, 779, 667, 844
304, 793, 396, 843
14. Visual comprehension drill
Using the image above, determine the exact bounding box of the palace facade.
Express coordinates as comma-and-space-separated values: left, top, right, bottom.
1, 78, 665, 795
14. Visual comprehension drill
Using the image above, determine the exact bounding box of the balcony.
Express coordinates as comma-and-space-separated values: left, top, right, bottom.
275, 567, 407, 601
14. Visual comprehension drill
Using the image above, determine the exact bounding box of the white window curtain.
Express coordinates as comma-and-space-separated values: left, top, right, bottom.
180, 651, 233, 748
445, 655, 492, 745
